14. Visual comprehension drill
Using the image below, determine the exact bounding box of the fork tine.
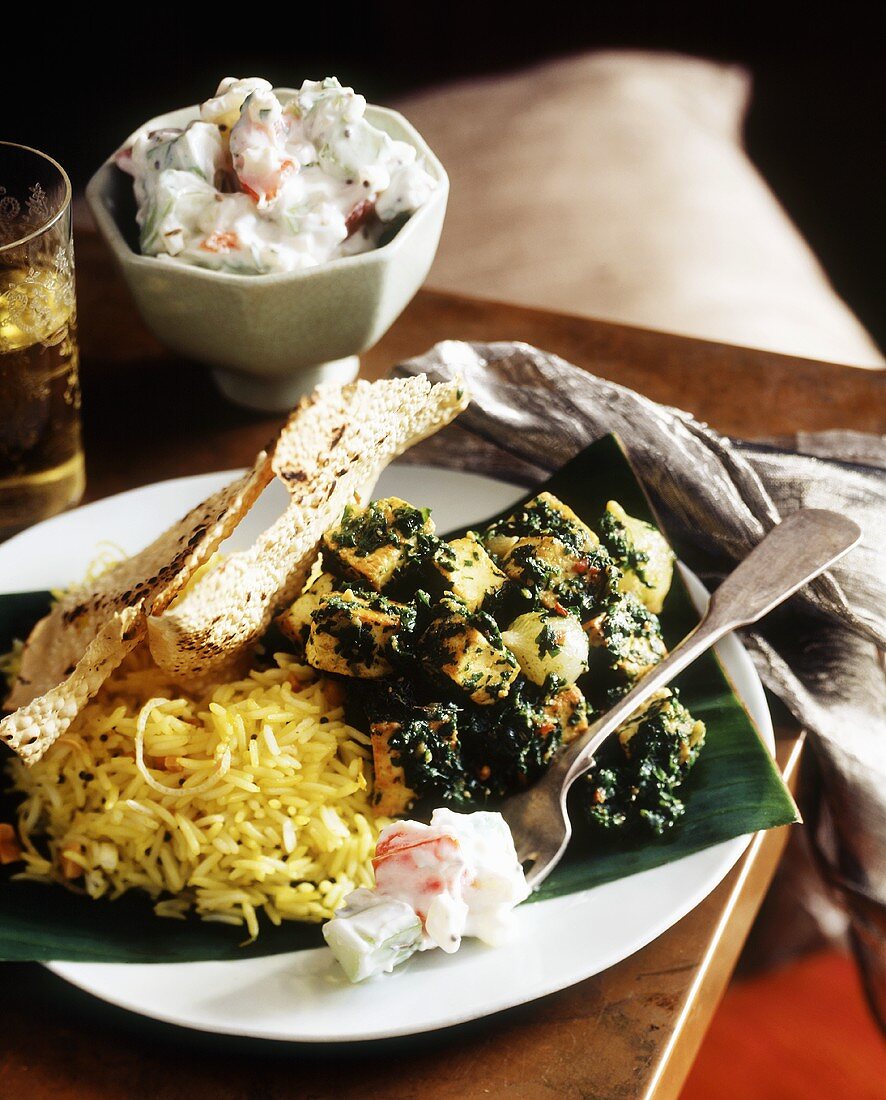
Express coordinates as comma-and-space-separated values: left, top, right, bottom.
501, 778, 573, 891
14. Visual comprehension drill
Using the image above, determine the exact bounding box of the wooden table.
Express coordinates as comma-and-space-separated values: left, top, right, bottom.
1, 227, 880, 1100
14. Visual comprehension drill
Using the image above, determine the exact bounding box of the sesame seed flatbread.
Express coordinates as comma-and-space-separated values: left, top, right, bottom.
0, 605, 145, 764
4, 461, 275, 713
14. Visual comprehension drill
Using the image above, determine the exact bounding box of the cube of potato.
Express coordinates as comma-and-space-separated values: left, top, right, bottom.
501, 535, 617, 620
420, 598, 519, 705
370, 713, 459, 817
369, 722, 418, 817
483, 492, 598, 559
501, 536, 576, 590
615, 689, 672, 749
598, 500, 675, 614
305, 593, 404, 679
322, 497, 434, 591
585, 593, 667, 682
428, 533, 506, 611
277, 572, 339, 649
541, 682, 590, 744
616, 689, 705, 765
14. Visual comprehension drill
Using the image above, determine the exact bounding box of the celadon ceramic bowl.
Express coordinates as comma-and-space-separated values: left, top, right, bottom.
86, 91, 448, 411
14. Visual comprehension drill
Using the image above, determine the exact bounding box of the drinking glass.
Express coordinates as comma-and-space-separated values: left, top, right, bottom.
0, 142, 84, 540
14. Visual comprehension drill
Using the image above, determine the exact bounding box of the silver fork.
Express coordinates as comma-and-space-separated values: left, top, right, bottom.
501, 508, 861, 890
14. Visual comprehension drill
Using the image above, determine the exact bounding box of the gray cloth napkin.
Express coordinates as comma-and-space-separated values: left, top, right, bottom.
394, 339, 886, 1024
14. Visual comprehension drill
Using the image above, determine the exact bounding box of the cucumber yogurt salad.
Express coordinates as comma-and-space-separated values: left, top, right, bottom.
117, 76, 438, 275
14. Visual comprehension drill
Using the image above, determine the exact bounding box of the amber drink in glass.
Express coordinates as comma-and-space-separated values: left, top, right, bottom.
0, 142, 84, 539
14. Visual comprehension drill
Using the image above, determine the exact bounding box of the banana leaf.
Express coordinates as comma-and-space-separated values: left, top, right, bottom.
0, 435, 798, 962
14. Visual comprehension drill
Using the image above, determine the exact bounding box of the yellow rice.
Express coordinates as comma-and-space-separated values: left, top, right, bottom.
5, 644, 392, 938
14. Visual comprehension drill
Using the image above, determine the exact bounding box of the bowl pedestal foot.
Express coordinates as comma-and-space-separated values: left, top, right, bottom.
211, 355, 361, 412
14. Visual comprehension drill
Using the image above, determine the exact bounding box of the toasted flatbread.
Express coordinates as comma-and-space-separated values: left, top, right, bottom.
147, 375, 467, 684
0, 605, 145, 764
4, 460, 275, 713
2, 437, 279, 764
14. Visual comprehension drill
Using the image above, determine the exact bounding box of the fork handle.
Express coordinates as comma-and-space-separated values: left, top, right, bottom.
558, 508, 861, 789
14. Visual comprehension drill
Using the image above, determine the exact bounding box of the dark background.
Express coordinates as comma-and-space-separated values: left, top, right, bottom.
5, 5, 883, 349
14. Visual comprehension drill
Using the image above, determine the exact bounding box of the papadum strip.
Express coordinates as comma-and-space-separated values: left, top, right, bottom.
0, 605, 145, 765
5, 460, 275, 711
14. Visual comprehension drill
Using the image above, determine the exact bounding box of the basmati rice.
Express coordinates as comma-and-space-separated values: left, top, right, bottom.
5, 644, 392, 936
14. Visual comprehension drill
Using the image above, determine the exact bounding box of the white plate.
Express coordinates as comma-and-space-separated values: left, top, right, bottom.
0, 465, 772, 1042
